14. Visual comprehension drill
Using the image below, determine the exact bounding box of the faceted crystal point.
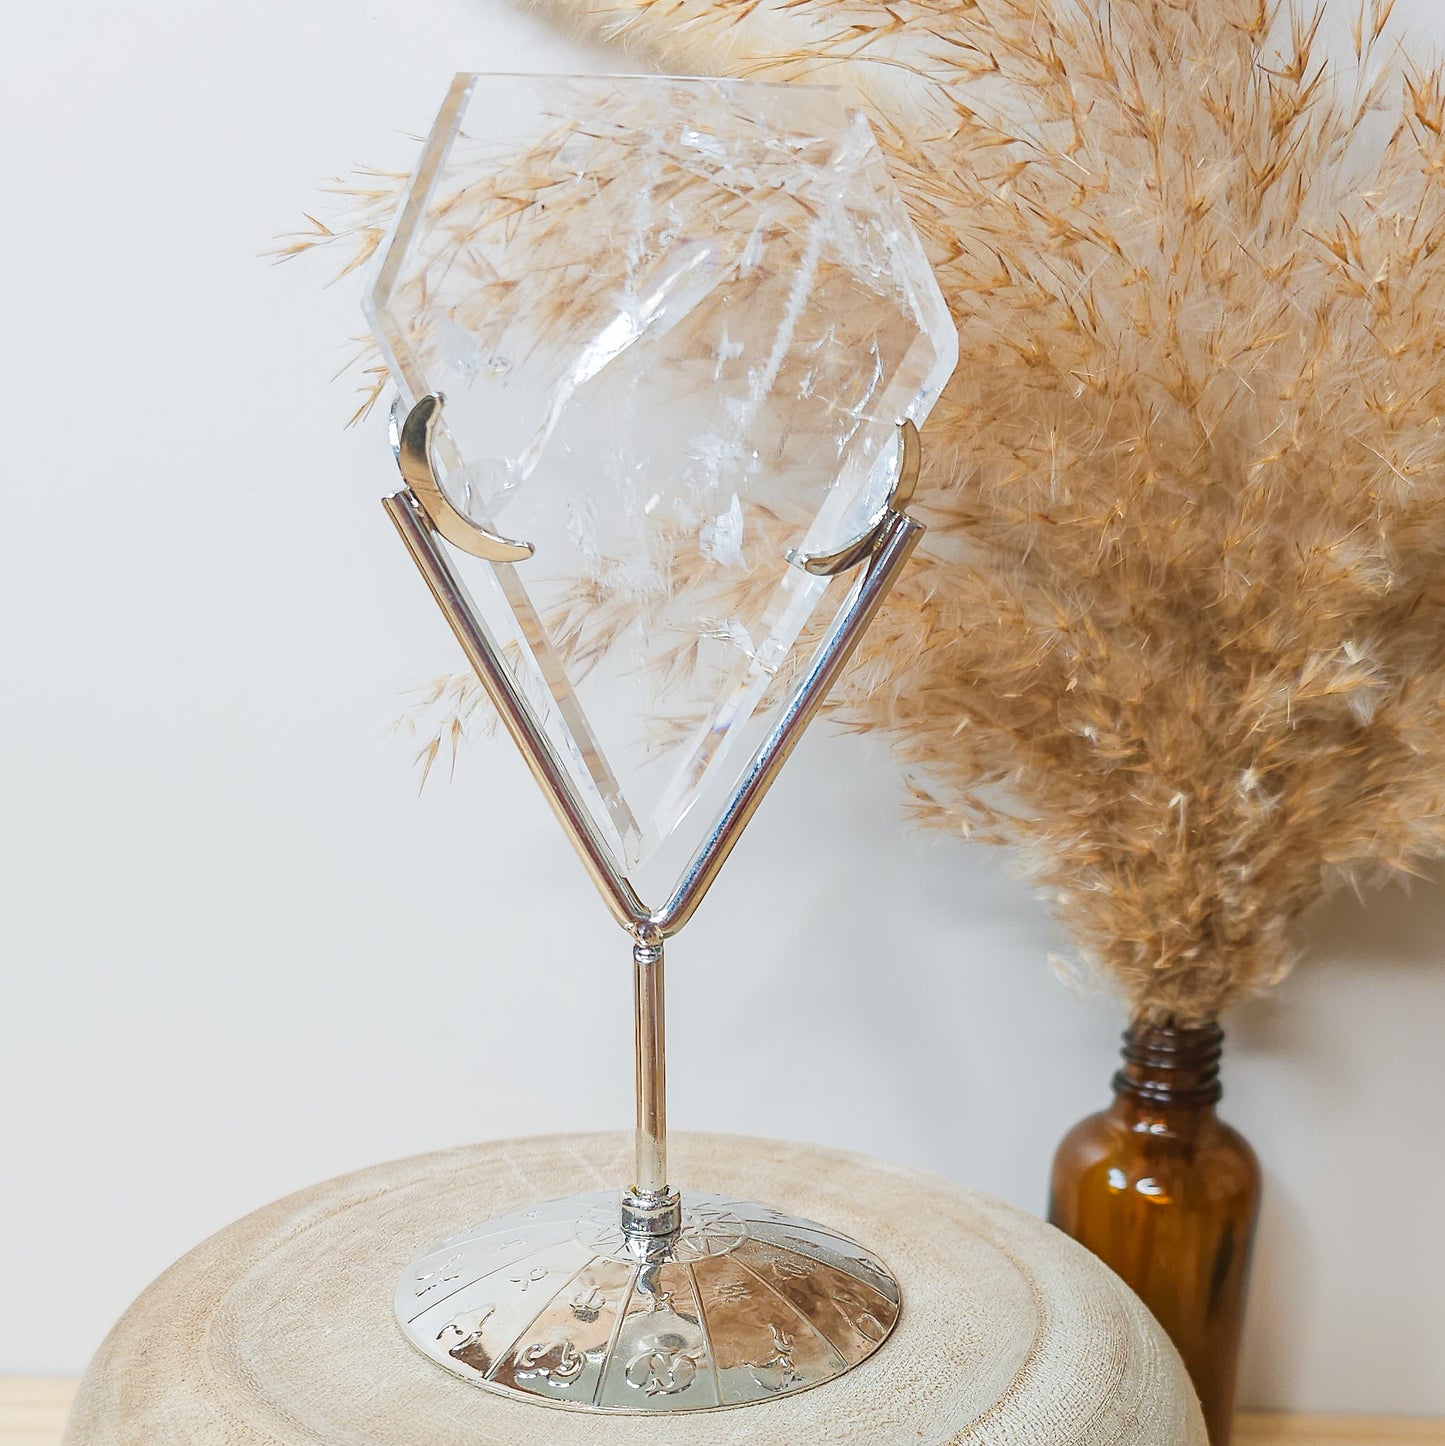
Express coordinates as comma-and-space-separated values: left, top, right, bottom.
367, 73, 957, 907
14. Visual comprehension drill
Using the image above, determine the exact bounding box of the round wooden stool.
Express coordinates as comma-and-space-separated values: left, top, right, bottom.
64, 1133, 1205, 1444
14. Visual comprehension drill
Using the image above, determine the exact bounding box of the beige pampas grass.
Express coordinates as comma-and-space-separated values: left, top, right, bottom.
293, 0, 1445, 1024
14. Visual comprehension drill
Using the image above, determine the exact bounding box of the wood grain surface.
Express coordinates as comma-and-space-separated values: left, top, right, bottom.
30, 1134, 1443, 1446
58, 1132, 1208, 1444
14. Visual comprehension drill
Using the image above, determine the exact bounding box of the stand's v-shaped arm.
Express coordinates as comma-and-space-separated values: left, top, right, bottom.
381, 393, 926, 941
382, 390, 925, 1253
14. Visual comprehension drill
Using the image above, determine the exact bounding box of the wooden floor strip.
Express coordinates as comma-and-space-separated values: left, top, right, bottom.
0, 1379, 78, 1446
1237, 1417, 1445, 1445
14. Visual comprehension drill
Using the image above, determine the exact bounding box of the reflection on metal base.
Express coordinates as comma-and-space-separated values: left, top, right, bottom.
395, 1190, 900, 1413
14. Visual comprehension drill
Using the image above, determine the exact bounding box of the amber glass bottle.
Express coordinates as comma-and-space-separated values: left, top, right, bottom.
1049, 1020, 1262, 1446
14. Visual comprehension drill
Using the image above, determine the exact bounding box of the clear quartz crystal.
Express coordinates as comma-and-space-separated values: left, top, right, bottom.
367, 74, 957, 906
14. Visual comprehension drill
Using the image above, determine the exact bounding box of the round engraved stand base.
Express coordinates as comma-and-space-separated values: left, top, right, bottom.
394, 1189, 901, 1413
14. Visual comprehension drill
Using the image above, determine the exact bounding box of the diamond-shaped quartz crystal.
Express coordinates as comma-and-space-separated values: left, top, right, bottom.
367, 74, 957, 907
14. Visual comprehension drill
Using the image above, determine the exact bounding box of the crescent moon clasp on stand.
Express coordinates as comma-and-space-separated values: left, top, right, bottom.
393, 393, 535, 563
786, 418, 921, 577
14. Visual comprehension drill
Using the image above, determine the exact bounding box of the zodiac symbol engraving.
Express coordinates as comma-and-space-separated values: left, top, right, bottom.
509, 1266, 549, 1291
711, 1280, 751, 1305
624, 1342, 698, 1396
570, 1287, 607, 1322
847, 1300, 888, 1342
437, 1305, 496, 1373
771, 1256, 814, 1281
836, 1287, 890, 1343
514, 1338, 587, 1387
491, 1237, 529, 1256
414, 1254, 463, 1297
747, 1325, 802, 1394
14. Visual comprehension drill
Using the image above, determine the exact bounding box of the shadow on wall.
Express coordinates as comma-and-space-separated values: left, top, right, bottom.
1237, 860, 1445, 1057
1234, 1176, 1318, 1410
1232, 862, 1445, 1414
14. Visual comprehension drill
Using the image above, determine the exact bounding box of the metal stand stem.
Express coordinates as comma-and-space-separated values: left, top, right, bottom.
621, 931, 681, 1240
391, 920, 899, 1412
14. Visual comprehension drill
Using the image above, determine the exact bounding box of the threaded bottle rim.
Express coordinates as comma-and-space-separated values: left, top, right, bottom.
1112, 1018, 1224, 1108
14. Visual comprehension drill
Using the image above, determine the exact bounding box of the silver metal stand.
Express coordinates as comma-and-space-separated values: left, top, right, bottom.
384, 395, 919, 1412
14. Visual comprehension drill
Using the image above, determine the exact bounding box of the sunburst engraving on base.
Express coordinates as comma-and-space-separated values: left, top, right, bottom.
395, 1191, 900, 1413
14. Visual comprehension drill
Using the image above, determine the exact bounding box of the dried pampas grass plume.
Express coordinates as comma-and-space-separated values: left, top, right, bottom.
292, 0, 1445, 1024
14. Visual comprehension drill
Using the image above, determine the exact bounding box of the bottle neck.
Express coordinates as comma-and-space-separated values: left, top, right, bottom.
1111, 1018, 1224, 1114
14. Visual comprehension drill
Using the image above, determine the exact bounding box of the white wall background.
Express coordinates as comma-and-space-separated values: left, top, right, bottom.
3, 0, 1444, 1416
